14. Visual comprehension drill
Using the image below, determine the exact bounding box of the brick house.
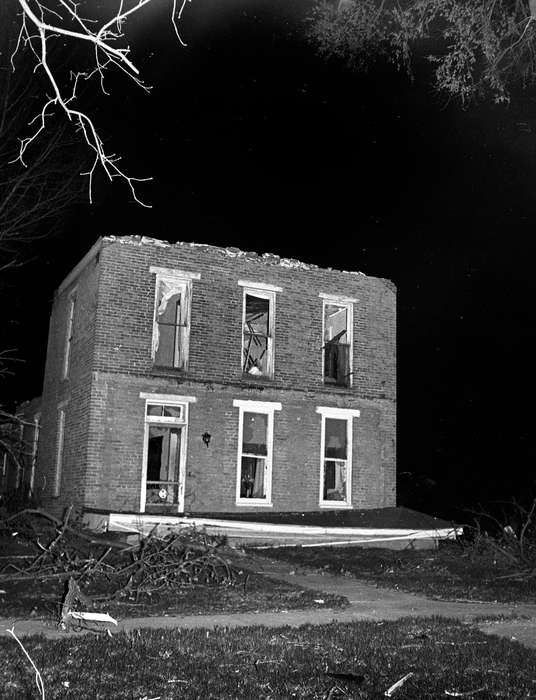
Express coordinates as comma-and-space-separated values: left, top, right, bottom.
33, 236, 396, 520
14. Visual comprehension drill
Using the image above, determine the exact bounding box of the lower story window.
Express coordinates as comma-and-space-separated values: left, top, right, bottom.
234, 399, 281, 505
317, 406, 360, 507
323, 418, 348, 502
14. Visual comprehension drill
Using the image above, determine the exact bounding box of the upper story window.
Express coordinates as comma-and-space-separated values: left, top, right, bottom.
150, 267, 201, 370
320, 293, 356, 387
62, 291, 76, 379
238, 281, 282, 379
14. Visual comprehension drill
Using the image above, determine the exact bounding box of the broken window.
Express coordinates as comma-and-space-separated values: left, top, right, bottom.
234, 399, 280, 505
63, 293, 76, 379
153, 277, 191, 369
242, 290, 274, 377
144, 400, 188, 509
323, 301, 352, 386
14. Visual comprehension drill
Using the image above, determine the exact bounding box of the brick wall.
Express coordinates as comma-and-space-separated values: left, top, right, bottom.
94, 237, 396, 402
35, 250, 100, 515
85, 372, 394, 513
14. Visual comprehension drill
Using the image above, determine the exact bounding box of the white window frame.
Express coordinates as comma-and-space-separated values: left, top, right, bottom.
29, 413, 40, 493
320, 293, 356, 388
53, 406, 66, 497
316, 406, 360, 508
233, 399, 281, 507
150, 267, 200, 371
240, 283, 280, 379
15, 420, 24, 490
139, 392, 196, 513
62, 291, 76, 379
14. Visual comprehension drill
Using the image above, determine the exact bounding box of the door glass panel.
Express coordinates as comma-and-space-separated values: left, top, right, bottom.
146, 426, 182, 505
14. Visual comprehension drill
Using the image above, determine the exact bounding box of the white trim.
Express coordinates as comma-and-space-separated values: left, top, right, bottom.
241, 287, 276, 378
140, 392, 197, 403
318, 406, 359, 508
316, 406, 360, 418
29, 413, 40, 492
234, 401, 277, 507
321, 297, 354, 387
149, 266, 201, 280
62, 292, 76, 380
233, 399, 282, 411
140, 399, 191, 513
319, 292, 358, 304
53, 408, 66, 498
238, 280, 283, 293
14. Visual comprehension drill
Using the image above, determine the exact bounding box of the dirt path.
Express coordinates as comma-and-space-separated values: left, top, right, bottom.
2, 555, 536, 648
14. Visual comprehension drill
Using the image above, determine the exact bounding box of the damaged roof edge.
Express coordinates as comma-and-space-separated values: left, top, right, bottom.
102, 235, 394, 286
57, 235, 396, 295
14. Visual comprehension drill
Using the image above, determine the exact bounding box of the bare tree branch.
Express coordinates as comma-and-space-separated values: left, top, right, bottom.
8, 0, 192, 206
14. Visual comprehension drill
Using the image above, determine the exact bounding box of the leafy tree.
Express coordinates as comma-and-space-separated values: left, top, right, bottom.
307, 0, 536, 104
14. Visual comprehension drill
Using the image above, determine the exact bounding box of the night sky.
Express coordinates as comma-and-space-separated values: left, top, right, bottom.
3, 0, 536, 518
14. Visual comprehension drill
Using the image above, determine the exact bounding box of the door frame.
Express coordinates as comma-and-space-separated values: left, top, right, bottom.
139, 393, 196, 513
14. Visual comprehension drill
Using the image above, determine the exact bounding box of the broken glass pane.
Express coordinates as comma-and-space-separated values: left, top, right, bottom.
154, 281, 187, 368
146, 482, 180, 505
242, 412, 268, 455
147, 426, 181, 484
240, 456, 266, 498
163, 405, 183, 420
324, 304, 347, 344
324, 418, 347, 459
324, 304, 350, 384
323, 460, 347, 501
243, 294, 270, 375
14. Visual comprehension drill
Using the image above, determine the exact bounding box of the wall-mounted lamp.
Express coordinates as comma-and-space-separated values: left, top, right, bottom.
202, 432, 211, 448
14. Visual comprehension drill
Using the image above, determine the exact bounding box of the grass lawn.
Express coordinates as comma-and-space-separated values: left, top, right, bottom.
2, 617, 535, 698
260, 540, 536, 604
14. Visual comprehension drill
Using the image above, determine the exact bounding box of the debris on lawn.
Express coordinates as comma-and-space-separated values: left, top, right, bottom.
444, 688, 486, 697
1, 506, 237, 624
384, 672, 414, 697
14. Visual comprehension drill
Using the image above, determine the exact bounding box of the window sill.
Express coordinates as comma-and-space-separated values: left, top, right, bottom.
151, 365, 188, 377
235, 500, 273, 507
319, 502, 353, 509
241, 372, 274, 382
323, 380, 352, 390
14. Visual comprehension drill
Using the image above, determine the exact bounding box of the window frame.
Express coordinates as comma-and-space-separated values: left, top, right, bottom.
239, 281, 281, 380
320, 293, 356, 388
53, 406, 66, 498
233, 399, 281, 507
150, 267, 200, 371
62, 291, 76, 380
316, 406, 360, 508
139, 392, 196, 513
29, 413, 40, 493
